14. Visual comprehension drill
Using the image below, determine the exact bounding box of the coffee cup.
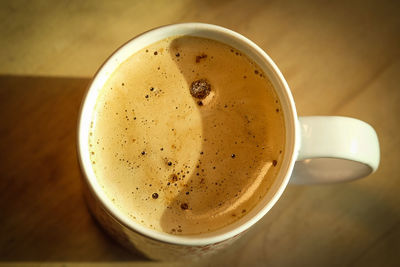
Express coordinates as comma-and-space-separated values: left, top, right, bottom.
77, 23, 380, 260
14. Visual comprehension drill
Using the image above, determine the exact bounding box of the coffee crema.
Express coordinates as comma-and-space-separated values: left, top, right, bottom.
89, 36, 285, 235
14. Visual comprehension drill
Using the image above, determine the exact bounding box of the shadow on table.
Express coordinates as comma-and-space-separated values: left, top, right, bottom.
0, 75, 148, 261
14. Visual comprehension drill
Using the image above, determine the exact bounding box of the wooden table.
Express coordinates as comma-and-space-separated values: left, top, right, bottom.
1, 1, 399, 266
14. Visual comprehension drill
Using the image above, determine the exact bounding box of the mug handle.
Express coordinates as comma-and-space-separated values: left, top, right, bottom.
290, 116, 380, 184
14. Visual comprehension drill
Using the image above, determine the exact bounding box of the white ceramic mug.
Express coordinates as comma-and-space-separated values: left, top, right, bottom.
77, 23, 380, 260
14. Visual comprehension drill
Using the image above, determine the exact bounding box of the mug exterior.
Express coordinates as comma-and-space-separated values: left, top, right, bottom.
77, 23, 300, 260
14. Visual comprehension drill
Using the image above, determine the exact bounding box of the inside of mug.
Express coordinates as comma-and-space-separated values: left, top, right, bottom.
78, 23, 298, 245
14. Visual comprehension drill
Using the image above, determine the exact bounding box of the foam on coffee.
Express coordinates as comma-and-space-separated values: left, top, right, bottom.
89, 36, 285, 235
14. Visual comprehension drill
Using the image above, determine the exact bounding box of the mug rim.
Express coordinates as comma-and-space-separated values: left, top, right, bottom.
77, 22, 299, 246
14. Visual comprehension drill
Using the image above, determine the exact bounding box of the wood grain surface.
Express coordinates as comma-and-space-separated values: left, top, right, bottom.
0, 0, 399, 266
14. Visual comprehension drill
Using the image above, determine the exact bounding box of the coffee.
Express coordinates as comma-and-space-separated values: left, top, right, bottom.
89, 36, 285, 235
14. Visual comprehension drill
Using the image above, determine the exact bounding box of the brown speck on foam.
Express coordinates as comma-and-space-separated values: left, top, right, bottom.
190, 79, 211, 99
195, 53, 207, 63
170, 174, 178, 182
